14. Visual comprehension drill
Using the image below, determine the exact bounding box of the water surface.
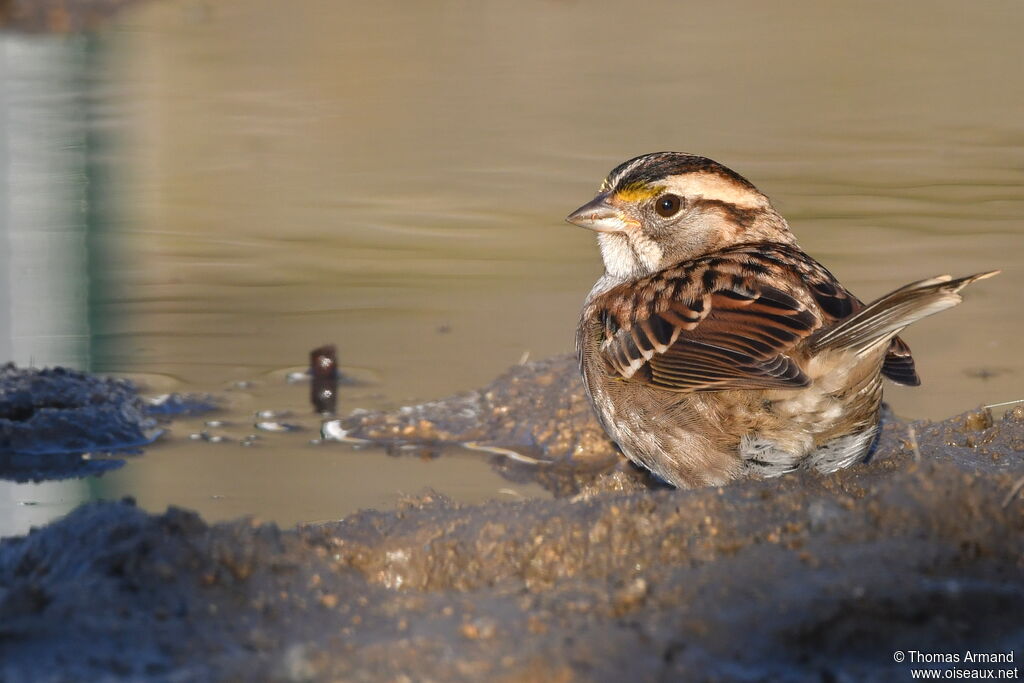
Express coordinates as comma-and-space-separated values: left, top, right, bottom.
1, 0, 1021, 535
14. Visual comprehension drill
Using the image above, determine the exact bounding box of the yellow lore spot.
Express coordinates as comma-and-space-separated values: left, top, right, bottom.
615, 183, 662, 203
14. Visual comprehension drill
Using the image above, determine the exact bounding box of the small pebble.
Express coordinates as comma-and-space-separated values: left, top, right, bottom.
965, 409, 993, 432
460, 618, 497, 640
612, 577, 649, 615
254, 421, 302, 433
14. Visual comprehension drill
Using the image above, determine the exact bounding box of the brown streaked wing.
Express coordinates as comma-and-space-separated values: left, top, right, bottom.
598, 271, 821, 393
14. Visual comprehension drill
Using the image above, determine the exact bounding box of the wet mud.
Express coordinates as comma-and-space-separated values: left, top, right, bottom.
2, 355, 1022, 681
333, 354, 631, 496
0, 364, 215, 482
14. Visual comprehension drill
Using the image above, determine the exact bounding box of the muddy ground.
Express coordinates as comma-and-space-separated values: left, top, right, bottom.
332, 354, 632, 497
1, 356, 1023, 681
0, 364, 215, 483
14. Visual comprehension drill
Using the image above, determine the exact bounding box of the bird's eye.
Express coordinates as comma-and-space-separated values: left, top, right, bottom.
655, 194, 682, 218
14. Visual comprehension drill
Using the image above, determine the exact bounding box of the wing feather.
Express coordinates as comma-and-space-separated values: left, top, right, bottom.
589, 243, 922, 392
593, 248, 820, 392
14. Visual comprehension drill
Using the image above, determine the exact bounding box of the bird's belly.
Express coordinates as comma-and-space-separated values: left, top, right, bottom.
579, 345, 883, 486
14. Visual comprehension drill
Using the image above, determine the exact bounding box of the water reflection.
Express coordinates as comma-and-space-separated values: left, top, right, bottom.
0, 34, 91, 369
0, 34, 97, 536
0, 0, 1022, 536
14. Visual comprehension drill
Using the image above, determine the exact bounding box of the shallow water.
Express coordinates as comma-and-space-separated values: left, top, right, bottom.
1, 0, 1021, 536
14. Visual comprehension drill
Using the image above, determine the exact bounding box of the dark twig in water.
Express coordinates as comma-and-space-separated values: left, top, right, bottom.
310, 345, 339, 415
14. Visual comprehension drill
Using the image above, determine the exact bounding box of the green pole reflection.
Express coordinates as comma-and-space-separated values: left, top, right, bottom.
0, 33, 102, 537
0, 34, 92, 370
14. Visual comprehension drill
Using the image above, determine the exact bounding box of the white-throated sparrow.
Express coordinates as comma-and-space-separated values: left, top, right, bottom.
569, 152, 997, 488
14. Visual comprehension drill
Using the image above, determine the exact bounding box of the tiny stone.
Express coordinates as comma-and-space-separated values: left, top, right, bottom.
965, 409, 993, 432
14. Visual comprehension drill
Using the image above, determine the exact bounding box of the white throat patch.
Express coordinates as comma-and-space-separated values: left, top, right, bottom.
597, 232, 663, 280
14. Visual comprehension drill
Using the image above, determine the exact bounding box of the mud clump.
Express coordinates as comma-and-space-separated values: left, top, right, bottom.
2, 402, 1023, 680
0, 364, 216, 482
336, 354, 630, 495
0, 364, 157, 481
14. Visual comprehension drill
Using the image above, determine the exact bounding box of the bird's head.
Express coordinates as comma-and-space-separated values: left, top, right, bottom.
566, 152, 794, 280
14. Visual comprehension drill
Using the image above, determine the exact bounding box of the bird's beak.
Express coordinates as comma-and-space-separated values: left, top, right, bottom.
565, 194, 633, 233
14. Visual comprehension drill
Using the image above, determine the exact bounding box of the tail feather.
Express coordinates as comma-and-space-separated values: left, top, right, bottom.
809, 270, 999, 355
881, 336, 920, 386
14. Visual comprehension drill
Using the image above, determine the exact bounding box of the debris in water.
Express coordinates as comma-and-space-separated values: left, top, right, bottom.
310, 345, 339, 416
145, 393, 219, 417
255, 421, 302, 433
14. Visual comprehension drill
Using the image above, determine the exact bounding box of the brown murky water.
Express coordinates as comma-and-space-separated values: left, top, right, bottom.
1, 0, 1022, 536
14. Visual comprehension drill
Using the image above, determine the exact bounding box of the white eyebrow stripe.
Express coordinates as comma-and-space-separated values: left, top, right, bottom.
663, 172, 768, 210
